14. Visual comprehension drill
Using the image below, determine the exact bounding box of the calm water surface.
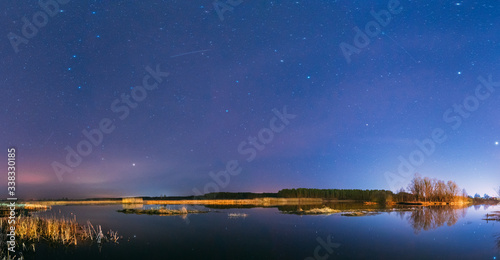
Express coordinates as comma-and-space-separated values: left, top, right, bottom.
31, 204, 500, 260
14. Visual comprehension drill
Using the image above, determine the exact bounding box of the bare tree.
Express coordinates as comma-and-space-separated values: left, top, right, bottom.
396, 187, 406, 202
422, 177, 434, 203
446, 180, 459, 202
408, 174, 424, 201
434, 180, 447, 202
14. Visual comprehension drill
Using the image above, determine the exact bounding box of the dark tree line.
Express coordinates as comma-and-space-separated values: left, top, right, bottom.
277, 188, 393, 202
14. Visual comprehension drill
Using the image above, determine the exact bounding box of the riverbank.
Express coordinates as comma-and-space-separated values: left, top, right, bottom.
144, 197, 324, 206
31, 197, 325, 206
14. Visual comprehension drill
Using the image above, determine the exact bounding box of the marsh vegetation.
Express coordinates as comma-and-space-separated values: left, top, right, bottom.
0, 204, 120, 259
117, 206, 208, 215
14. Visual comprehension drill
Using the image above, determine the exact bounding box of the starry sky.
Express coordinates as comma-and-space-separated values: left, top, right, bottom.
1, 1, 499, 199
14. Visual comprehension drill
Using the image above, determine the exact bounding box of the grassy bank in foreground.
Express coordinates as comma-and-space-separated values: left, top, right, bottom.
0, 216, 120, 259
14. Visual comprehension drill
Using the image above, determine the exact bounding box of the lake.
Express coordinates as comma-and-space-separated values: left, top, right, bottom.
30, 203, 500, 259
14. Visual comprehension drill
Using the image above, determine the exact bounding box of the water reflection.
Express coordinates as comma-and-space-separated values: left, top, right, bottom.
400, 206, 468, 234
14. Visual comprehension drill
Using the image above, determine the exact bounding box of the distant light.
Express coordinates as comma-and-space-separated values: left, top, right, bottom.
496, 141, 499, 146
307, 76, 311, 79
68, 68, 71, 71
72, 55, 76, 58
92, 11, 96, 14
78, 86, 82, 89
96, 35, 100, 38
132, 163, 136, 166
457, 71, 461, 75
225, 109, 229, 113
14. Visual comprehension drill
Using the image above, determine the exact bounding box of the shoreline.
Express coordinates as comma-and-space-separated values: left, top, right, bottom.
30, 198, 325, 206
17, 198, 490, 207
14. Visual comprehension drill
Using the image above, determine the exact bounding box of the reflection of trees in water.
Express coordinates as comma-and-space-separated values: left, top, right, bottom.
277, 203, 381, 212
405, 206, 467, 234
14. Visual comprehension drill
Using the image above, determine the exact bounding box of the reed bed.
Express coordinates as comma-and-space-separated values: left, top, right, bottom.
0, 216, 120, 259
21, 204, 51, 211
13, 216, 79, 245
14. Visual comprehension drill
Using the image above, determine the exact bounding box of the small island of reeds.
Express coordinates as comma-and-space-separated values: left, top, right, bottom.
117, 206, 207, 216
283, 207, 341, 215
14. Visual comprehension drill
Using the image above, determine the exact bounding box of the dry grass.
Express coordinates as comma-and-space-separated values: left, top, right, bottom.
0, 216, 120, 258
284, 207, 341, 215
2, 216, 78, 246
21, 204, 50, 211
303, 207, 341, 215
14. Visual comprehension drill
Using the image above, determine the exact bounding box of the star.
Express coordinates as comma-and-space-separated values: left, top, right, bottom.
495, 142, 499, 146
132, 163, 136, 166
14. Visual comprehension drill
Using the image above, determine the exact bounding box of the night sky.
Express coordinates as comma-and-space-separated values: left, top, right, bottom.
1, 1, 499, 199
